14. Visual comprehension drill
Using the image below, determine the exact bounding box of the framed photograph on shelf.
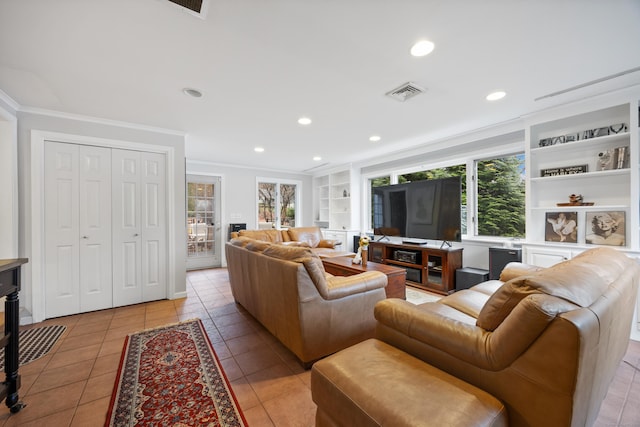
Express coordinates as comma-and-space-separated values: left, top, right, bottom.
585, 211, 625, 246
545, 211, 577, 243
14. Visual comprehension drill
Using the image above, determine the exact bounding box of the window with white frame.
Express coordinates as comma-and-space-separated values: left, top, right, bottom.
475, 154, 525, 238
257, 179, 300, 229
365, 152, 525, 239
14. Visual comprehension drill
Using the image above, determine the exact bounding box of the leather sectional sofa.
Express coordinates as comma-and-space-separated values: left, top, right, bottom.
312, 247, 640, 426
230, 226, 353, 257
225, 237, 387, 366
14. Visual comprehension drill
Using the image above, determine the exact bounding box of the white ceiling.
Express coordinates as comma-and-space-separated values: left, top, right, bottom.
1, 0, 639, 173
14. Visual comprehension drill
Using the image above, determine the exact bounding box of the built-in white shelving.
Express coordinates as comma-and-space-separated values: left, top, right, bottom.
313, 166, 361, 250
523, 89, 640, 266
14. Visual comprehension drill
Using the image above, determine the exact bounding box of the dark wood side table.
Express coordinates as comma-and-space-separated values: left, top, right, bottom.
0, 258, 27, 413
322, 256, 407, 299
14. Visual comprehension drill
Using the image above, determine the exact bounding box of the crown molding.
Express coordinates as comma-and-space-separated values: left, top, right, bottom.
0, 89, 20, 111
19, 105, 186, 137
186, 158, 313, 176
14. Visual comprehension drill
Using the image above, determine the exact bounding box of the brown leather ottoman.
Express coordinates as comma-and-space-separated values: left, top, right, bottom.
311, 339, 508, 427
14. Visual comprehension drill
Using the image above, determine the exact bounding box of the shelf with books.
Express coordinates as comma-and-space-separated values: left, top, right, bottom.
530, 168, 630, 182
530, 134, 630, 179
525, 97, 637, 256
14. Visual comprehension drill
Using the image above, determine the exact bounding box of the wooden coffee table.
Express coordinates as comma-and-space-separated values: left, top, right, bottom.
321, 256, 406, 299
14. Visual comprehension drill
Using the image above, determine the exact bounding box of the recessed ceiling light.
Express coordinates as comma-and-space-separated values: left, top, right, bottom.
313, 156, 322, 161
410, 40, 435, 57
298, 117, 312, 125
254, 147, 264, 153
183, 87, 203, 98
486, 91, 506, 101
369, 135, 381, 142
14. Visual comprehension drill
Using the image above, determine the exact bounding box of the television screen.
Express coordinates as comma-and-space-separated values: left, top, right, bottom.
372, 176, 462, 243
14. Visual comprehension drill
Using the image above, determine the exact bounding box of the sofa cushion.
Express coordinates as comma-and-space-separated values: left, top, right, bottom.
230, 236, 253, 247
246, 240, 271, 252
262, 244, 327, 290
477, 247, 631, 331
238, 229, 283, 243
287, 227, 323, 248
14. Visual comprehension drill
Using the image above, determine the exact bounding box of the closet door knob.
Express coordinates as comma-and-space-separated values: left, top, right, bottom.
82, 236, 88, 239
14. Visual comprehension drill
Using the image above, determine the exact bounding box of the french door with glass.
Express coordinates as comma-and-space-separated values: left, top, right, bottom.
186, 175, 221, 270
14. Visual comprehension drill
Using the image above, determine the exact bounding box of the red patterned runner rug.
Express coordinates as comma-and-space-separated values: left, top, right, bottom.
105, 319, 247, 426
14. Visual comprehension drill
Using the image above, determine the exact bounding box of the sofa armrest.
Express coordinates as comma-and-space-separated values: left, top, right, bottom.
318, 239, 341, 248
324, 271, 387, 300
375, 295, 567, 370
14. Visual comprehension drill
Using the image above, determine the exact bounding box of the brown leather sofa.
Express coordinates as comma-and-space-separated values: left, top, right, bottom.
312, 247, 640, 426
230, 226, 353, 257
225, 237, 387, 366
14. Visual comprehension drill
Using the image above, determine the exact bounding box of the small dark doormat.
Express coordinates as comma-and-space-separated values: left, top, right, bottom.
0, 324, 66, 370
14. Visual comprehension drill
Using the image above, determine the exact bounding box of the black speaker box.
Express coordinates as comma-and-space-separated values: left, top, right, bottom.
489, 247, 522, 280
456, 267, 490, 290
228, 223, 246, 239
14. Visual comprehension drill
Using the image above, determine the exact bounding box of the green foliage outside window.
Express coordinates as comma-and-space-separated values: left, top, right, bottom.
476, 155, 525, 237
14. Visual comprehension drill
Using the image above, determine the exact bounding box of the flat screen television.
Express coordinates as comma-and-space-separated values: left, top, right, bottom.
372, 176, 462, 244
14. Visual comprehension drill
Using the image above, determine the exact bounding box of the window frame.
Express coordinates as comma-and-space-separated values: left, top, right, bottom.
360, 146, 525, 242
473, 152, 526, 239
256, 177, 302, 229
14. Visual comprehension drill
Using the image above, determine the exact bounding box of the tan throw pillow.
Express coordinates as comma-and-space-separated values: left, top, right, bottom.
476, 279, 541, 331
477, 247, 629, 331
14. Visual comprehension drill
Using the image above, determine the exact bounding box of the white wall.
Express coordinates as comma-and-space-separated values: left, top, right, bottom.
187, 160, 313, 230
17, 110, 187, 320
0, 98, 18, 259
186, 160, 313, 266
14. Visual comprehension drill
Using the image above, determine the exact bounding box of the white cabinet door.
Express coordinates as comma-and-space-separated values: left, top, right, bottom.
525, 246, 571, 267
45, 142, 80, 317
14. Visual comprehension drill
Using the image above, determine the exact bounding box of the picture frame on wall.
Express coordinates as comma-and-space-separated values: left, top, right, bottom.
545, 211, 578, 243
585, 211, 626, 246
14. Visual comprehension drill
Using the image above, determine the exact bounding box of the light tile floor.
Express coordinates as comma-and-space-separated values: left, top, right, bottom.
0, 268, 637, 426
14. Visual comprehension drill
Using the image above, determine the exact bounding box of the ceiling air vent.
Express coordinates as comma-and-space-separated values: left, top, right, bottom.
167, 0, 204, 14
386, 82, 426, 102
